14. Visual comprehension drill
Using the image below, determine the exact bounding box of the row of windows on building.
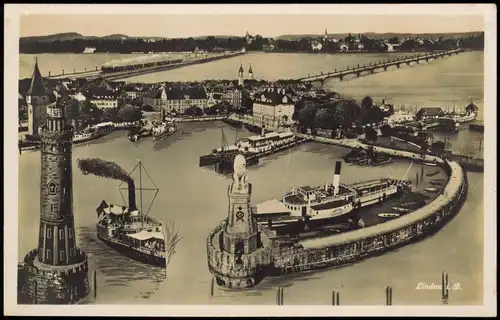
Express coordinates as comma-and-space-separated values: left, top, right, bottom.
43, 247, 75, 262
42, 226, 74, 240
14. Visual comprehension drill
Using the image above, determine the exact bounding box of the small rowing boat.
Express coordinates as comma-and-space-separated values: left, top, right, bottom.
424, 187, 439, 192
391, 206, 412, 213
378, 213, 401, 218
425, 170, 440, 177
422, 161, 438, 167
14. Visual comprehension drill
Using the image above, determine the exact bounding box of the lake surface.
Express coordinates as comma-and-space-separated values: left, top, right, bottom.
18, 51, 484, 305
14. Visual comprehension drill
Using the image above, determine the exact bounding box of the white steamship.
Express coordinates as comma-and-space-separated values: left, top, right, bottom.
255, 161, 412, 227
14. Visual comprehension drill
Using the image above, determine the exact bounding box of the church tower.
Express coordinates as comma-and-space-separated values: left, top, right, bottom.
238, 63, 244, 87
248, 63, 254, 80
324, 28, 328, 41
18, 95, 90, 304
26, 58, 50, 137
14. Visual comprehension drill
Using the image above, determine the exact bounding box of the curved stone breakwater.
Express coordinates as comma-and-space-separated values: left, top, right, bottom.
206, 135, 468, 289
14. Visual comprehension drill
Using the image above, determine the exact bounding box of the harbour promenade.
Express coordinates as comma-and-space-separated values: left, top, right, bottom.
296, 49, 462, 83
296, 133, 484, 172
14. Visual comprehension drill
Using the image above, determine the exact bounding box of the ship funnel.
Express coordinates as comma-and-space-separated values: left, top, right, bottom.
333, 161, 342, 196
128, 180, 137, 211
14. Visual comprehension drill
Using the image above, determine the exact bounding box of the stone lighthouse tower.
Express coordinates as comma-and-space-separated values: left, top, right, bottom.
26, 58, 50, 137
205, 154, 272, 288
223, 155, 259, 257
238, 63, 244, 87
18, 95, 90, 304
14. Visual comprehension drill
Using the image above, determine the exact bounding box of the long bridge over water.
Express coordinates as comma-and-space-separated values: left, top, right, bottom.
297, 49, 463, 84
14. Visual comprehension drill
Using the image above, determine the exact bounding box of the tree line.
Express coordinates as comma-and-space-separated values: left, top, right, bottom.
19, 33, 484, 54
294, 95, 394, 136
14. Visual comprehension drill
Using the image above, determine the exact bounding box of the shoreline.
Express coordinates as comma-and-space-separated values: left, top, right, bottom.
20, 49, 484, 55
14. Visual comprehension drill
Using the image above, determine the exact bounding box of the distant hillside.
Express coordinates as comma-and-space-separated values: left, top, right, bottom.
20, 32, 91, 42
19, 33, 166, 42
276, 31, 484, 40
192, 35, 239, 39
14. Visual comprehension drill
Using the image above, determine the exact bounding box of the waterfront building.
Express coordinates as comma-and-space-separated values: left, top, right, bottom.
122, 84, 144, 99
340, 43, 349, 51
143, 86, 167, 112
252, 87, 295, 127
232, 88, 243, 110
82, 47, 96, 54
163, 85, 208, 114
387, 110, 414, 125
18, 94, 90, 304
207, 92, 224, 107
86, 88, 119, 109
26, 59, 53, 137
245, 31, 255, 45
415, 107, 445, 121
312, 40, 323, 52
384, 43, 401, 52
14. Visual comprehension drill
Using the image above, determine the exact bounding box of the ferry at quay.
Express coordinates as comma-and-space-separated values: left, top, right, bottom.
152, 120, 177, 142
199, 128, 305, 173
254, 161, 412, 228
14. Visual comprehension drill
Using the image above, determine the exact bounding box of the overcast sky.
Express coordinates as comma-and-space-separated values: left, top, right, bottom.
20, 13, 484, 38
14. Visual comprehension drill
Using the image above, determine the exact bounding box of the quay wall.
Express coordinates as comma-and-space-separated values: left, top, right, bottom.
169, 115, 228, 123
18, 248, 90, 304
298, 133, 483, 171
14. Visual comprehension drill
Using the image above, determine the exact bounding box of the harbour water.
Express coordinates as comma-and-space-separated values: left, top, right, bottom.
18, 51, 484, 305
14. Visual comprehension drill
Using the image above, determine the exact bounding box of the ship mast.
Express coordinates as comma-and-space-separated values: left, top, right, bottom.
398, 161, 413, 186
140, 161, 144, 229
118, 160, 160, 231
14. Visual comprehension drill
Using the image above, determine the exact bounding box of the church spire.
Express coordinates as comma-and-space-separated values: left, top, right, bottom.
248, 62, 254, 80
238, 63, 244, 74
27, 57, 47, 96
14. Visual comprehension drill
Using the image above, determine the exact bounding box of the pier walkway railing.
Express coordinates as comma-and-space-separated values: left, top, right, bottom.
296, 49, 462, 83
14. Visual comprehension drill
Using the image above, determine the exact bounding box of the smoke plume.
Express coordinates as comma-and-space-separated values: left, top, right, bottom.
77, 158, 132, 183
77, 158, 137, 210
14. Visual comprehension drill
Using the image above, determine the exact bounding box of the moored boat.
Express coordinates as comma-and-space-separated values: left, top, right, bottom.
377, 213, 401, 219
73, 122, 114, 144
152, 121, 177, 142
425, 170, 440, 177
391, 206, 413, 213
255, 161, 412, 228
423, 161, 438, 167
424, 187, 439, 193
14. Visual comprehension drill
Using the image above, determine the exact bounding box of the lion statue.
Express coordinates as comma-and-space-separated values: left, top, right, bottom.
233, 154, 247, 188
